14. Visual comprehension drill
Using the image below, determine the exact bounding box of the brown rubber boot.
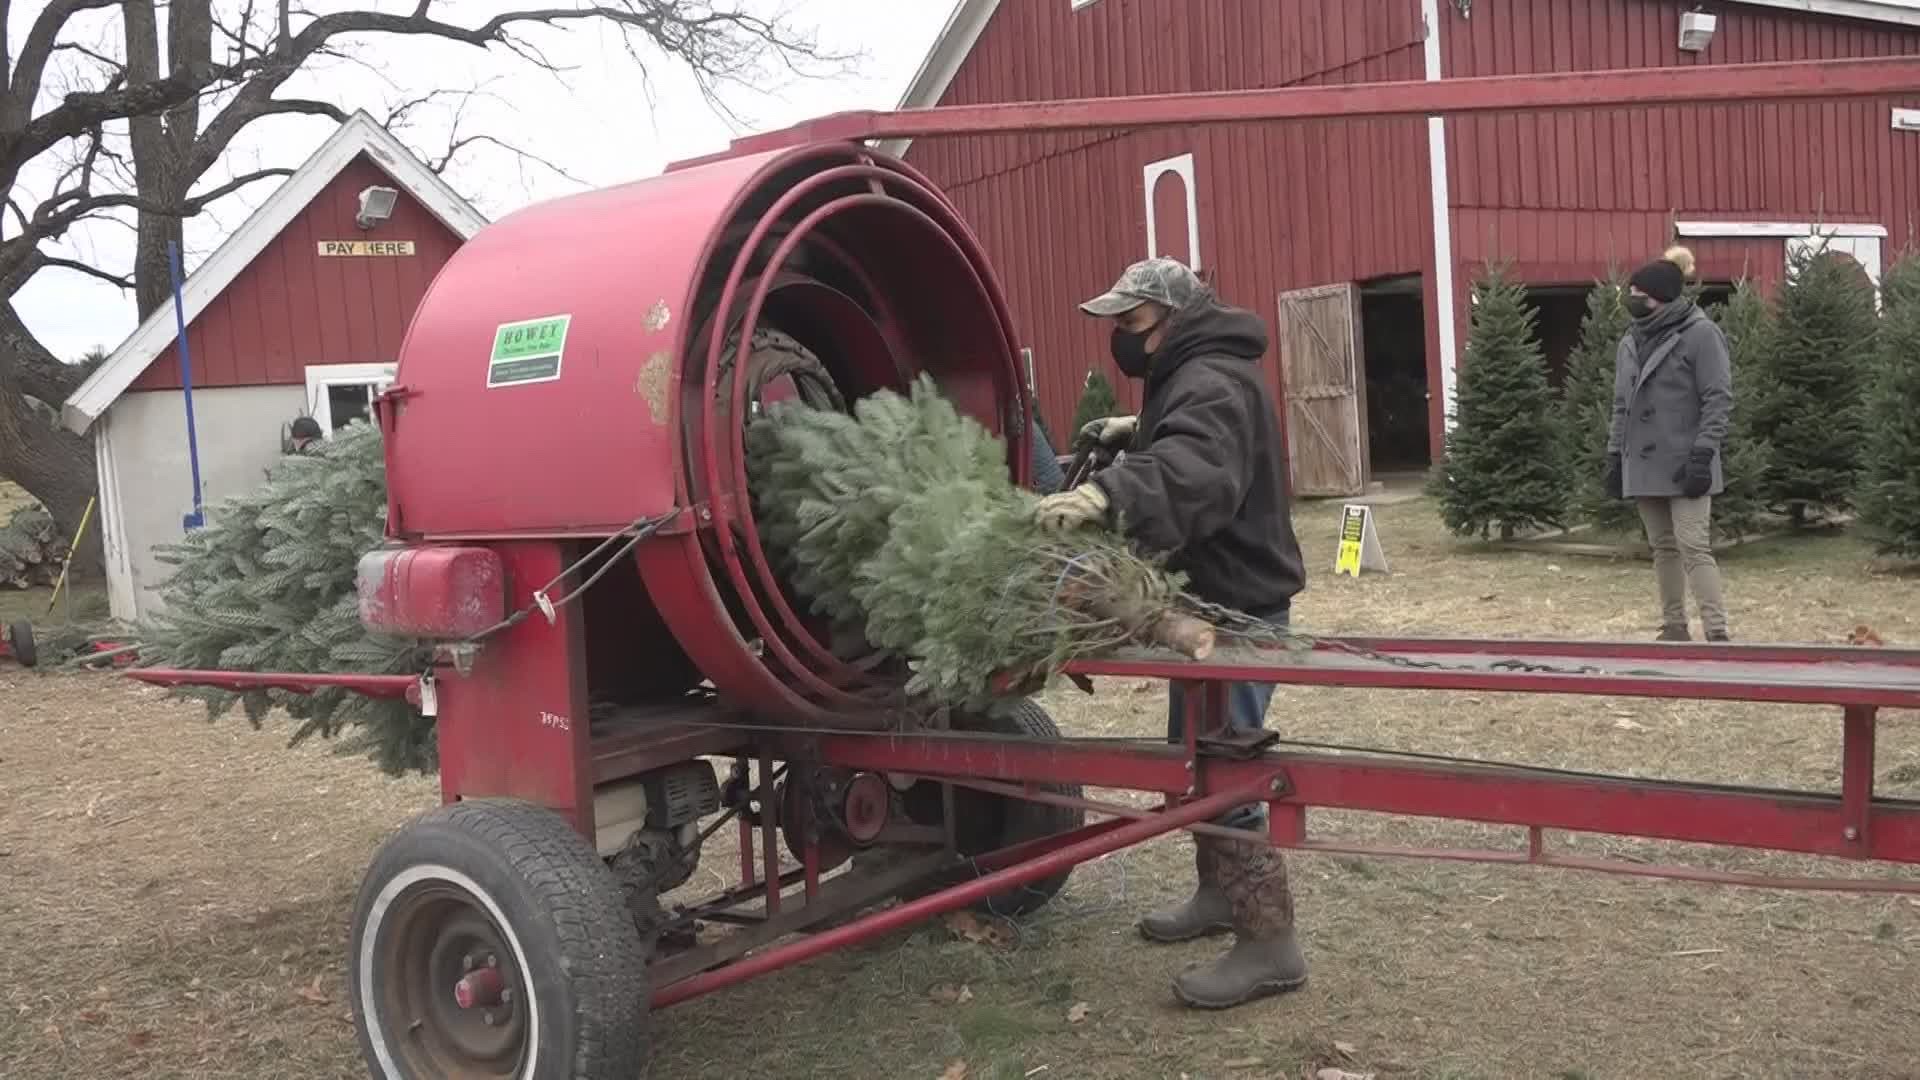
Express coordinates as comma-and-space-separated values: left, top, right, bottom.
1137, 840, 1232, 942
1172, 836, 1307, 1009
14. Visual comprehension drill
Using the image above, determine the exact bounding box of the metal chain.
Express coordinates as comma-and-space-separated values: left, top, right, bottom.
1172, 593, 1667, 678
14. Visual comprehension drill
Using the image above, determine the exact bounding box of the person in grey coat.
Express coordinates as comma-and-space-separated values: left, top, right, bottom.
1606, 246, 1733, 642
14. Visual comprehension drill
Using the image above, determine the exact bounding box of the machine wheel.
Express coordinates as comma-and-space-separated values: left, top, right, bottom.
907, 700, 1088, 918
5, 621, 36, 668
348, 799, 651, 1080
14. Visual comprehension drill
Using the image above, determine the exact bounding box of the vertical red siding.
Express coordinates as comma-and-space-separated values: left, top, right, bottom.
908, 0, 1920, 437
1444, 0, 1920, 276
130, 154, 465, 391
911, 0, 1428, 433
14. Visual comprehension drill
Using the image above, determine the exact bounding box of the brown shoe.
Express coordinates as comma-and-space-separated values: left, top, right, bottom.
1656, 624, 1691, 642
1138, 842, 1232, 942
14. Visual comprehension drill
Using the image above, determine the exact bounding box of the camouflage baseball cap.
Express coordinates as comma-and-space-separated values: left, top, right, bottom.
1079, 257, 1203, 316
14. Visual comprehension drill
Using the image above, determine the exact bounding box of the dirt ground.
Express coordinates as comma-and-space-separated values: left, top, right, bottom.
3, 494, 1918, 1080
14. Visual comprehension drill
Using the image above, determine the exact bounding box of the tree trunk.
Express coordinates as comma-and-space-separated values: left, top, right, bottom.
0, 355, 102, 578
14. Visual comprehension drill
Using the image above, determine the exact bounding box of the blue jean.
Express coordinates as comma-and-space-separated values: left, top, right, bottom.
1166, 605, 1288, 831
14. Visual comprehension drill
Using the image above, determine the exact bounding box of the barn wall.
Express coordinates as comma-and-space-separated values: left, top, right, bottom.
1443, 0, 1920, 288
130, 155, 463, 391
908, 0, 1432, 434
98, 385, 304, 621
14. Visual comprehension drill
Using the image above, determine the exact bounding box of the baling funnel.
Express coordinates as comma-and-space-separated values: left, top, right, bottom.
382, 143, 1030, 722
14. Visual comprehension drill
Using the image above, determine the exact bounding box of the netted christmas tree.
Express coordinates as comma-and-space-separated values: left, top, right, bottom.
1702, 279, 1777, 542
1431, 262, 1570, 540
748, 376, 1238, 712
1856, 249, 1920, 558
1750, 241, 1879, 523
139, 422, 432, 775
1070, 369, 1120, 436
1559, 271, 1638, 534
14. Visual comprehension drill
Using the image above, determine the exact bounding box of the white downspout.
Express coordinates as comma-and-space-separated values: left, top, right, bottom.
1423, 0, 1459, 423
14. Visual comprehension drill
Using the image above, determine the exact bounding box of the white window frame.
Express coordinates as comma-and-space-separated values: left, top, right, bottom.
1070, 0, 1103, 9
304, 362, 397, 436
1142, 152, 1201, 271
1674, 220, 1885, 298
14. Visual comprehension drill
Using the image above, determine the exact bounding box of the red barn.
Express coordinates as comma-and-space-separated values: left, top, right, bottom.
892, 0, 1920, 495
62, 111, 487, 621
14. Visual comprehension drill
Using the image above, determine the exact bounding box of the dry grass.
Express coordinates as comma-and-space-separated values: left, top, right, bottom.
4, 493, 1919, 1079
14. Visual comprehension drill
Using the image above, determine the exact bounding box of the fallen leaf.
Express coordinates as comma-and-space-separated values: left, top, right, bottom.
1334, 1041, 1359, 1058
939, 1061, 969, 1080
76, 1010, 104, 1024
1613, 718, 1647, 732
1316, 1070, 1376, 1080
1221, 1058, 1265, 1069
296, 975, 330, 1005
1066, 1002, 1090, 1023
943, 911, 1013, 948
127, 1031, 153, 1049
928, 984, 974, 1005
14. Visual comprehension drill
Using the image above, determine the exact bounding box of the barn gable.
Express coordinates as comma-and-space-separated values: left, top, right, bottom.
61, 111, 487, 433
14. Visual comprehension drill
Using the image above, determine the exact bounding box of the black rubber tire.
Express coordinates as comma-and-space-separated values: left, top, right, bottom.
6, 621, 35, 668
905, 700, 1087, 918
348, 799, 651, 1080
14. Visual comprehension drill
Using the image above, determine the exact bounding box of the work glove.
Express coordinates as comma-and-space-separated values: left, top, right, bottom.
1034, 482, 1111, 533
1604, 453, 1624, 500
1678, 447, 1715, 498
1077, 415, 1138, 451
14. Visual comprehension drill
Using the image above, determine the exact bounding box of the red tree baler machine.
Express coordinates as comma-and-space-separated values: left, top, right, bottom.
133, 57, 1920, 1079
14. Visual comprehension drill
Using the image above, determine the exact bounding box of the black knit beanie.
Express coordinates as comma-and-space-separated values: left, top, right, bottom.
1629, 257, 1685, 303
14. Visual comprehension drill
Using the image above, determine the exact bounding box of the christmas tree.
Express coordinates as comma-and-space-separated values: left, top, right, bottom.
1432, 262, 1570, 540
139, 423, 433, 775
1559, 272, 1638, 534
1070, 369, 1120, 436
1751, 241, 1879, 522
1856, 249, 1920, 558
1702, 280, 1777, 542
748, 376, 1234, 711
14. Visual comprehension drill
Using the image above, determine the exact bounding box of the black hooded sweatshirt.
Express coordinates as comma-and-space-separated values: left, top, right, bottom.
1091, 298, 1307, 613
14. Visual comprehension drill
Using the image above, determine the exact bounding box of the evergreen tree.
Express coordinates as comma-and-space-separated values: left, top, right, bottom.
139, 423, 432, 775
1560, 272, 1639, 534
1431, 262, 1570, 539
1856, 250, 1920, 558
749, 377, 1246, 711
1703, 280, 1777, 542
1751, 241, 1879, 522
1070, 369, 1119, 436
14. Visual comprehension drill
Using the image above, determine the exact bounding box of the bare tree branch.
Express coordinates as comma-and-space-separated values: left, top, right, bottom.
37, 254, 132, 291
9, 0, 123, 126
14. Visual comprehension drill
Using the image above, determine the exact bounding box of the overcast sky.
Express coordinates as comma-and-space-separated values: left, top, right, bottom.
12, 0, 956, 361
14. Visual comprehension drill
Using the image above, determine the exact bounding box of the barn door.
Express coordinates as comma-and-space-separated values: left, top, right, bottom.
1276, 284, 1368, 497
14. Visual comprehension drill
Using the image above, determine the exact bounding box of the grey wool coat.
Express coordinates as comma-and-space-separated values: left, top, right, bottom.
1607, 304, 1733, 498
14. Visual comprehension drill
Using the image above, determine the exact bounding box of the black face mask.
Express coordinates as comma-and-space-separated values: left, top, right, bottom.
1626, 296, 1657, 320
1110, 315, 1168, 377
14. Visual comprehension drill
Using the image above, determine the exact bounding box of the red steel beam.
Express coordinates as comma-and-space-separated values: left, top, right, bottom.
814, 732, 1920, 865
684, 55, 1920, 165
650, 776, 1280, 1008
127, 668, 418, 700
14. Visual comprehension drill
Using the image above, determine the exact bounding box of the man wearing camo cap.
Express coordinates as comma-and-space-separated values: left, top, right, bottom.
1035, 256, 1308, 1010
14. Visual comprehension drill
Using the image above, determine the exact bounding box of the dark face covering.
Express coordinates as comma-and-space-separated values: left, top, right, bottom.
1626, 295, 1656, 320
1110, 312, 1168, 377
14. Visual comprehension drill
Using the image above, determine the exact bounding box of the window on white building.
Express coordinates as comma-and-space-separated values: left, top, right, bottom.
303, 363, 397, 435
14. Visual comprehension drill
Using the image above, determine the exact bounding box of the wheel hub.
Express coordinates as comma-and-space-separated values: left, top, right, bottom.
378, 886, 529, 1077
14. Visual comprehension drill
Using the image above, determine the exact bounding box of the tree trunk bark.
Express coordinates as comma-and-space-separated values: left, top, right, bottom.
0, 355, 102, 577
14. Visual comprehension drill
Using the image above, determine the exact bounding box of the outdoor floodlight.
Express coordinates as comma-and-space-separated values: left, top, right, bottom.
1679, 10, 1717, 53
356, 185, 400, 229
